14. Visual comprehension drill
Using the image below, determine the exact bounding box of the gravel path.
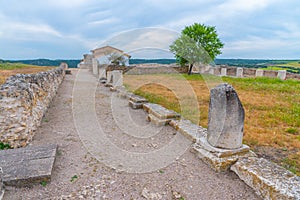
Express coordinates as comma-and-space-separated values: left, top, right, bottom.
3, 69, 261, 200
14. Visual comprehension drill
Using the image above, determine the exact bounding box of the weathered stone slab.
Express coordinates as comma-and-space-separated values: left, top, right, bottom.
128, 94, 148, 109
169, 119, 206, 142
231, 157, 300, 200
256, 69, 264, 77
192, 135, 254, 172
0, 144, 57, 186
143, 103, 180, 120
220, 68, 227, 76
236, 67, 243, 77
207, 84, 245, 149
278, 70, 287, 80
129, 95, 148, 104
111, 70, 123, 87
147, 114, 169, 126
209, 68, 215, 75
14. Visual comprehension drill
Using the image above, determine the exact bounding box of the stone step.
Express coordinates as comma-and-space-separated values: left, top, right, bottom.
128, 95, 148, 109
169, 119, 206, 142
231, 157, 300, 200
143, 103, 180, 120
0, 144, 57, 186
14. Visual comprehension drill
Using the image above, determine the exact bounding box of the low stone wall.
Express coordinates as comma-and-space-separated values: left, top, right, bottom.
286, 72, 300, 79
0, 63, 67, 148
204, 66, 300, 80
104, 64, 188, 75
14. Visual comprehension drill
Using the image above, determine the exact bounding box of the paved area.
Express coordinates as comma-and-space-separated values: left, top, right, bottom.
3, 69, 261, 199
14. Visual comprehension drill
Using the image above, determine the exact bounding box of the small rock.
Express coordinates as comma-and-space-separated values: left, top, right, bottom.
172, 191, 182, 199
141, 188, 162, 200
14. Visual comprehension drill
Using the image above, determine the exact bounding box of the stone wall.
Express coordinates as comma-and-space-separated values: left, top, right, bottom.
105, 64, 188, 74
0, 63, 67, 148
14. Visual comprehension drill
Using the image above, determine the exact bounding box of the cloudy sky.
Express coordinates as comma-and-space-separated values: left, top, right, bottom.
1, 0, 300, 59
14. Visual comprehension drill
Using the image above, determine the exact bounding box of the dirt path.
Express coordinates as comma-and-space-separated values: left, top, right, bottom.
3, 69, 260, 200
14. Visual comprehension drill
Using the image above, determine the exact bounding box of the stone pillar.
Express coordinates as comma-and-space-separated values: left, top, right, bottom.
209, 68, 215, 75
192, 83, 251, 172
207, 84, 245, 149
236, 67, 243, 78
92, 58, 98, 75
111, 70, 123, 87
221, 68, 227, 76
277, 70, 286, 80
256, 69, 264, 77
107, 71, 113, 84
98, 67, 106, 79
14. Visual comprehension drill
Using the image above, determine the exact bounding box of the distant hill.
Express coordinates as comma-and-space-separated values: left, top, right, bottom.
2, 59, 81, 68
2, 58, 299, 73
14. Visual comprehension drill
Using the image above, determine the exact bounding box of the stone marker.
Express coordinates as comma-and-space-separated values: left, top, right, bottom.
221, 68, 227, 76
111, 70, 123, 87
209, 67, 215, 75
255, 69, 264, 77
105, 71, 113, 87
236, 67, 243, 78
277, 70, 286, 80
207, 83, 245, 149
92, 58, 99, 75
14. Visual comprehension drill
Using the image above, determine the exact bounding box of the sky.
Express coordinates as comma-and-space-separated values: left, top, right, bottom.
1, 0, 300, 59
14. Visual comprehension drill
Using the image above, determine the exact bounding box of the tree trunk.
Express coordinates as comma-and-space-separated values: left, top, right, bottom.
188, 63, 193, 75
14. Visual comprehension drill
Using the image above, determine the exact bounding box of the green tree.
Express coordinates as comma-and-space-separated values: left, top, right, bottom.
108, 52, 127, 66
170, 23, 224, 75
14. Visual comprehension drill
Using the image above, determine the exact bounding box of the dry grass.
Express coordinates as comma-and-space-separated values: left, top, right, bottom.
124, 73, 300, 175
0, 63, 54, 85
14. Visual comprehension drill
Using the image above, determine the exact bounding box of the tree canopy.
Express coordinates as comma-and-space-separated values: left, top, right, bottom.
170, 23, 224, 74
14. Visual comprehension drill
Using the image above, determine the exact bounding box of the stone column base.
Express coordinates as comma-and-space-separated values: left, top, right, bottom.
191, 135, 256, 172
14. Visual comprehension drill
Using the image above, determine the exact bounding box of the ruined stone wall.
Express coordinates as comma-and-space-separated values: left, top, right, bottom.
106, 64, 188, 74
0, 63, 67, 148
286, 72, 300, 79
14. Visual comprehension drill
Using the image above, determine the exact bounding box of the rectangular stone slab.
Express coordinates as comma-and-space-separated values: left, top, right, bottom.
143, 103, 180, 119
231, 157, 300, 200
169, 119, 206, 142
0, 144, 57, 186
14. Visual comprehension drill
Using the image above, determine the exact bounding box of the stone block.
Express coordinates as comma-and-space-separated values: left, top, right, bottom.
98, 68, 106, 80
147, 114, 169, 126
231, 157, 300, 200
0, 144, 57, 186
129, 95, 148, 104
278, 70, 287, 80
207, 84, 245, 149
169, 119, 206, 142
92, 58, 99, 75
256, 69, 264, 77
236, 67, 243, 77
143, 103, 180, 120
209, 68, 215, 75
111, 70, 123, 87
128, 100, 144, 109
192, 135, 254, 172
220, 68, 227, 76
106, 71, 113, 84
